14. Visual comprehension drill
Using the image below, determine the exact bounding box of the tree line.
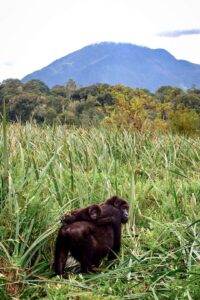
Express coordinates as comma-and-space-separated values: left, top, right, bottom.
1, 78, 200, 133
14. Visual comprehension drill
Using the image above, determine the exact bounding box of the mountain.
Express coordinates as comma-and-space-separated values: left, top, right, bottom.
22, 42, 200, 91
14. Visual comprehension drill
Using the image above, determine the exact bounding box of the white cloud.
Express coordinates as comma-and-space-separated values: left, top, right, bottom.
158, 29, 200, 37
1, 0, 200, 81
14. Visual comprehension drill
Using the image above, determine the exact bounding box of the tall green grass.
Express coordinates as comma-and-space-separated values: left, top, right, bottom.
1, 99, 9, 207
0, 124, 200, 299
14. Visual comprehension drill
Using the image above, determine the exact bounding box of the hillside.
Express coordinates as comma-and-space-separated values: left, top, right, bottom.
22, 42, 200, 91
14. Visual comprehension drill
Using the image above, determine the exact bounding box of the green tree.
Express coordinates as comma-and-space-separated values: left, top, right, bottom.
23, 79, 49, 94
170, 108, 199, 134
104, 87, 156, 130
155, 86, 183, 103
172, 93, 200, 113
0, 79, 23, 107
8, 93, 39, 121
65, 79, 78, 99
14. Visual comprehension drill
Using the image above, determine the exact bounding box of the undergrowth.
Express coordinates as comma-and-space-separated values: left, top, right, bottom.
0, 123, 200, 299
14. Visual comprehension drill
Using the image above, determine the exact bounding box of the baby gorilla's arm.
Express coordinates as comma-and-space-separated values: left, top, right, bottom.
61, 214, 77, 224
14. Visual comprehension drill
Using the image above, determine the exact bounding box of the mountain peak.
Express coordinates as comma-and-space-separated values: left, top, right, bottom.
22, 42, 200, 91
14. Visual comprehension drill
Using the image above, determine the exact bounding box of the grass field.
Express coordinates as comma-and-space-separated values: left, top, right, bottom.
0, 124, 200, 299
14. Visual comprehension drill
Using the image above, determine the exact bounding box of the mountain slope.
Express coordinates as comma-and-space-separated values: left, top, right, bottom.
22, 42, 200, 91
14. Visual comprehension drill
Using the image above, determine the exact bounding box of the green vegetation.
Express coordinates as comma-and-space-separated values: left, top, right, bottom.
0, 122, 200, 299
1, 79, 200, 133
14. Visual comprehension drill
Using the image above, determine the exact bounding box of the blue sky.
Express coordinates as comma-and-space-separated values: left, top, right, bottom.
1, 0, 200, 81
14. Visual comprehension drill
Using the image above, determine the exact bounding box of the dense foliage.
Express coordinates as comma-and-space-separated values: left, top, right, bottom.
1, 79, 200, 133
1, 79, 200, 298
0, 125, 200, 299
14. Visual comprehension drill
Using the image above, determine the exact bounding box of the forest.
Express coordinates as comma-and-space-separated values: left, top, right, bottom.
1, 78, 200, 133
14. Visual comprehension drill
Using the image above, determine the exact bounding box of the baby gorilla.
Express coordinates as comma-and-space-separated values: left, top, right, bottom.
62, 204, 102, 225
54, 196, 129, 275
62, 196, 129, 226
